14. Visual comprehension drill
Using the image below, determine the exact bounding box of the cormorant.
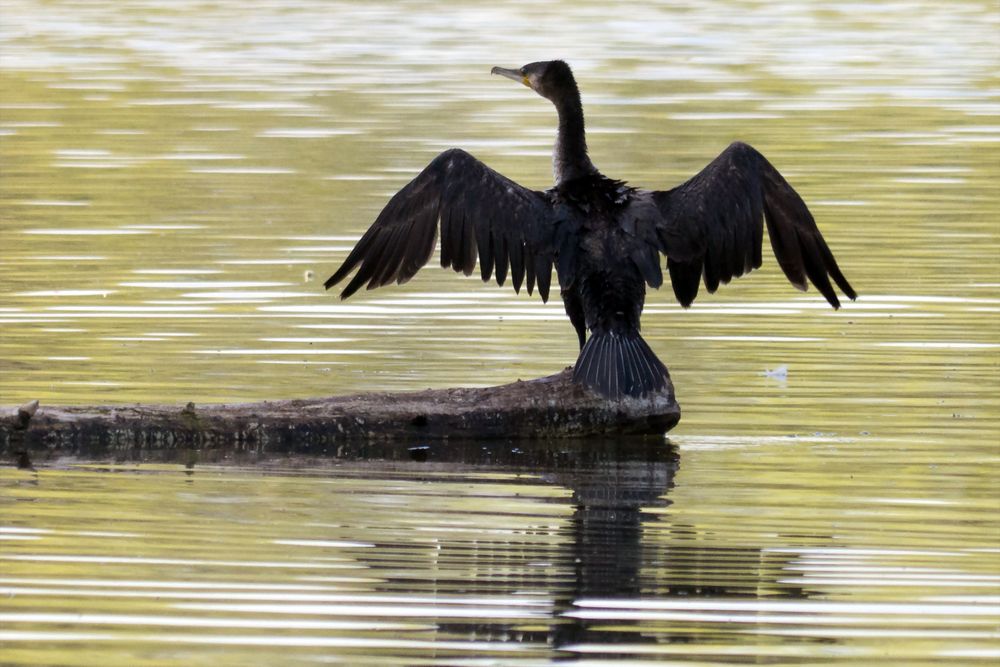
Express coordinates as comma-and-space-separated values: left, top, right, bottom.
325, 60, 856, 399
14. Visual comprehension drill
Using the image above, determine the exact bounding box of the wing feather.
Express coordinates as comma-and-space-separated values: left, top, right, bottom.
525, 243, 537, 296
494, 230, 510, 287
370, 225, 408, 288
326, 148, 555, 301
649, 141, 856, 308
475, 214, 495, 281
510, 240, 525, 293
534, 255, 553, 302
459, 211, 477, 276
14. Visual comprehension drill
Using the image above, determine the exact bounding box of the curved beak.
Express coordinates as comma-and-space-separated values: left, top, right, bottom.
491, 66, 529, 87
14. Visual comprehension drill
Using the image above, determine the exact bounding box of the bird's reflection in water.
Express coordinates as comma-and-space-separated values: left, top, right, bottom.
545, 440, 677, 651
547, 440, 675, 599
354, 437, 680, 650
86, 439, 811, 654
382, 438, 810, 654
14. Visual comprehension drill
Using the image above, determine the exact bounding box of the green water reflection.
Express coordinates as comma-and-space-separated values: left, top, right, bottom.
2, 438, 998, 665
1, 0, 998, 664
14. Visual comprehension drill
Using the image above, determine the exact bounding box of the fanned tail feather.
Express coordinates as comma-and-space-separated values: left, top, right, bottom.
572, 330, 669, 400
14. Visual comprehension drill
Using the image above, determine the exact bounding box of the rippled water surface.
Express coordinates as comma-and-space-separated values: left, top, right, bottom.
1, 0, 999, 664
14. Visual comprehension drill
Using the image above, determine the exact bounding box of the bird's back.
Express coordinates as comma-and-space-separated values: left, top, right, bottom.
549, 175, 652, 330
548, 175, 669, 399
550, 173, 634, 218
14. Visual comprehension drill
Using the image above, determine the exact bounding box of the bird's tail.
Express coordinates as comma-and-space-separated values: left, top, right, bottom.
572, 329, 670, 400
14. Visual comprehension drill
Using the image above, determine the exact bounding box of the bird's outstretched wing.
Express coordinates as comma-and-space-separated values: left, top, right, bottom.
325, 148, 557, 301
648, 141, 856, 308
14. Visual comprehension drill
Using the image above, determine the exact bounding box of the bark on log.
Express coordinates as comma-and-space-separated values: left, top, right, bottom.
1, 368, 680, 458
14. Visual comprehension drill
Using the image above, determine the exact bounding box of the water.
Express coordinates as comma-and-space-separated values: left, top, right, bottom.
2, 441, 998, 665
1, 0, 998, 664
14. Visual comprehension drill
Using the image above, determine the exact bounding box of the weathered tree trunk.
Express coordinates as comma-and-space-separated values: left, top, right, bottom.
1, 368, 680, 458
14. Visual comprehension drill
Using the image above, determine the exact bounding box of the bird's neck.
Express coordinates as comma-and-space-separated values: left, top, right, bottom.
553, 94, 597, 185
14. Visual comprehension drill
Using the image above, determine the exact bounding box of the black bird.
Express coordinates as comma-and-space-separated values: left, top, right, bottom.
325, 60, 856, 399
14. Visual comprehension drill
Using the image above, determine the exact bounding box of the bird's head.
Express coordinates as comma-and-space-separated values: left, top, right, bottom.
491, 60, 578, 104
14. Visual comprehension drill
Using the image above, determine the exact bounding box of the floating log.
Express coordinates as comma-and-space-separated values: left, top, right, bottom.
1, 368, 680, 458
